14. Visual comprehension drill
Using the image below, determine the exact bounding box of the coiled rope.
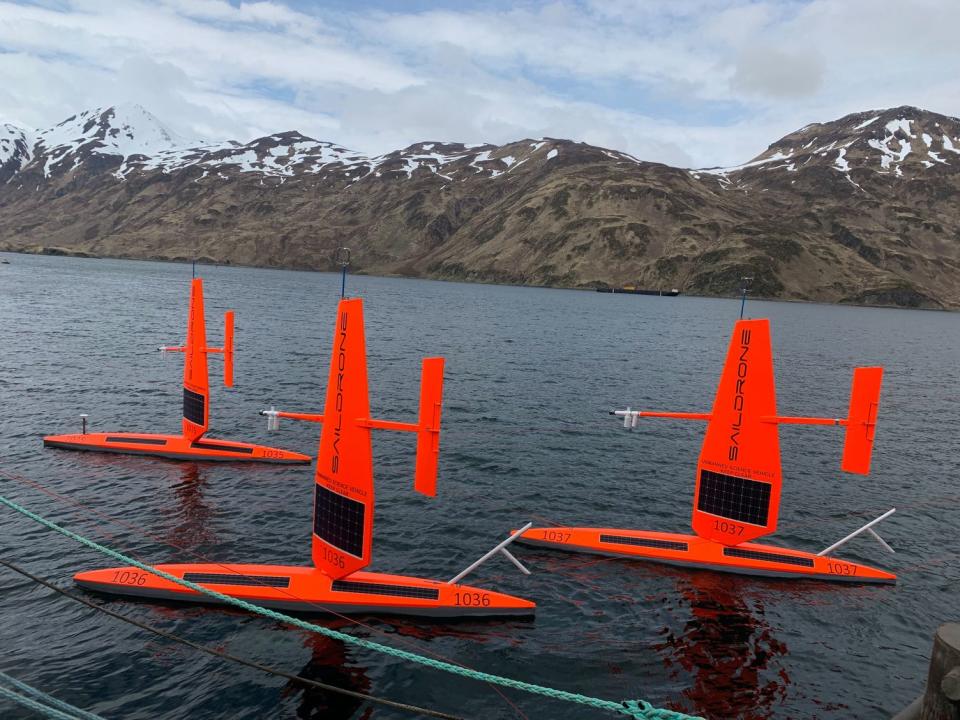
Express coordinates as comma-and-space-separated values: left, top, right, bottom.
0, 493, 700, 720
0, 670, 104, 720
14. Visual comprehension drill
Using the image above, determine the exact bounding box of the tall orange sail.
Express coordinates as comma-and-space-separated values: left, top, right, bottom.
181, 278, 211, 442
312, 298, 375, 579
692, 319, 782, 544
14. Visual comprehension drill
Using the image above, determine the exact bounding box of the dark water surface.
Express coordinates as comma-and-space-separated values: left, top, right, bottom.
1, 253, 959, 719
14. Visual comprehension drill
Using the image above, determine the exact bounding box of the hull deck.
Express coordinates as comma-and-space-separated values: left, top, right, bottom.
43, 432, 311, 464
74, 563, 536, 617
518, 527, 895, 584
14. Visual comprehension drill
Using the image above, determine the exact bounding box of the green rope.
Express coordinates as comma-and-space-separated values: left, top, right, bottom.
0, 494, 701, 720
0, 671, 104, 720
0, 686, 83, 720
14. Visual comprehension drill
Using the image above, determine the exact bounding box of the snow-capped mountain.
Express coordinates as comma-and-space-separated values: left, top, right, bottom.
1, 104, 959, 310
31, 105, 190, 178
1, 104, 638, 186
697, 106, 960, 188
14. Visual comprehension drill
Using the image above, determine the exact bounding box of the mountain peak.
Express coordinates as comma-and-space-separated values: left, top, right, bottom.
701, 105, 960, 181
33, 104, 190, 177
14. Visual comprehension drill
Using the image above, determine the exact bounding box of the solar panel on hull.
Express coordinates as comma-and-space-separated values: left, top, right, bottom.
599, 534, 688, 551
697, 470, 771, 526
331, 579, 439, 600
182, 572, 291, 588
723, 547, 815, 568
183, 388, 205, 425
314, 485, 365, 558
105, 436, 168, 445
191, 441, 254, 454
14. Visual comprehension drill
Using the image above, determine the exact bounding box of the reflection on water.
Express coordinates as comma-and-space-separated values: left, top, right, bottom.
167, 463, 218, 550
656, 573, 789, 719
287, 632, 372, 720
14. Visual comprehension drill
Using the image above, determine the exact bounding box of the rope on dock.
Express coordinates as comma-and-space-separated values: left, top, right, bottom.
0, 559, 465, 720
0, 670, 105, 720
0, 493, 702, 720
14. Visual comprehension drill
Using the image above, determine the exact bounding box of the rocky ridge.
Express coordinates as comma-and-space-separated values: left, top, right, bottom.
1, 104, 958, 308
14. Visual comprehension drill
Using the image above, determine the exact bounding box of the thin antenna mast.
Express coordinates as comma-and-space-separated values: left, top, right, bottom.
336, 247, 351, 299
739, 276, 754, 319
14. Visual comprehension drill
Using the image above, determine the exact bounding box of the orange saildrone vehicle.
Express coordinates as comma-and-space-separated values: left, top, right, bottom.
75, 280, 535, 616
519, 317, 897, 583
43, 277, 310, 464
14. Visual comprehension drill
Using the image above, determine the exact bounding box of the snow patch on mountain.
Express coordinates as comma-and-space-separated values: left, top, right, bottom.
1, 124, 32, 174
834, 148, 850, 171
697, 149, 794, 176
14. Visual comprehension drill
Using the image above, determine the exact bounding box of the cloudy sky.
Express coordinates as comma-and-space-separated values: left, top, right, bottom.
0, 0, 957, 168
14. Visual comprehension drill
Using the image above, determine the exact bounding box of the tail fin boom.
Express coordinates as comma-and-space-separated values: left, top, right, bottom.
413, 357, 444, 497
841, 367, 883, 475
223, 311, 235, 388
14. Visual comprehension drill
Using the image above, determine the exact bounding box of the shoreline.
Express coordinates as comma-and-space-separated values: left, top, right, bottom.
1, 246, 954, 314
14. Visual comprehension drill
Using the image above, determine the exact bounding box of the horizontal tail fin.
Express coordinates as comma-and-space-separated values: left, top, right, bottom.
414, 357, 444, 497
223, 311, 234, 388
841, 367, 882, 475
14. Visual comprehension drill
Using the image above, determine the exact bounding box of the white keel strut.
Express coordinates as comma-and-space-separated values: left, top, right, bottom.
448, 523, 533, 585
818, 508, 896, 557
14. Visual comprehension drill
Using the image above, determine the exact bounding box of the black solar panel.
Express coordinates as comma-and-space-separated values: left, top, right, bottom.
105, 436, 168, 445
697, 470, 771, 526
314, 484, 366, 558
723, 547, 814, 568
183, 388, 205, 425
331, 579, 439, 600
191, 441, 254, 454
599, 534, 688, 552
183, 572, 291, 588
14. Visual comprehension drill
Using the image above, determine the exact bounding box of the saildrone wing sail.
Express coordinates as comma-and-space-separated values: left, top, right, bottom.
691, 319, 782, 545
312, 298, 374, 579
181, 278, 210, 442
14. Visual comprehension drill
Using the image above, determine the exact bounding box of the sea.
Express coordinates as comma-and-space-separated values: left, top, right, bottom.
1, 252, 958, 719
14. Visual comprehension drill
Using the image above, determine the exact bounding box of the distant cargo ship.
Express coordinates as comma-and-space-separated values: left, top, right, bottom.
595, 286, 680, 296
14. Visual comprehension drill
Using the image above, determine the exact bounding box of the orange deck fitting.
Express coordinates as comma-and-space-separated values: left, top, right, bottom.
75, 295, 535, 617
519, 318, 895, 584
44, 278, 309, 464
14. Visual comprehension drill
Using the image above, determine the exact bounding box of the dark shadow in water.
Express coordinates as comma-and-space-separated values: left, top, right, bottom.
654, 572, 790, 720
361, 614, 535, 647
285, 632, 373, 720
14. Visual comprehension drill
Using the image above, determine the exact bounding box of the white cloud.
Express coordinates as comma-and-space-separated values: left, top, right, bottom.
0, 0, 958, 168
731, 46, 824, 98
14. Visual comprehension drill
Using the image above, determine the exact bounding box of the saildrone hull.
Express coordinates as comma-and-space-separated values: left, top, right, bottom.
517, 527, 895, 584
43, 432, 310, 464
74, 563, 536, 617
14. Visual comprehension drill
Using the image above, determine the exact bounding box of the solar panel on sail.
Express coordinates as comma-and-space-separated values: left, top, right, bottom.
183, 388, 205, 425
313, 484, 366, 558
696, 469, 771, 527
